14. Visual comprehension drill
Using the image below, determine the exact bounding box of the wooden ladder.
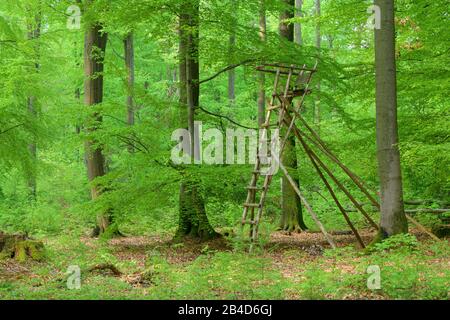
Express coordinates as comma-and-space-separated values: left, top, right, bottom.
241, 63, 317, 246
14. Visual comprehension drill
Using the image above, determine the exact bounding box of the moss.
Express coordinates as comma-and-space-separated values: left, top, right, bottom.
364, 228, 388, 254
8, 240, 45, 263
99, 223, 121, 240
175, 177, 220, 242
15, 241, 28, 263
27, 241, 45, 261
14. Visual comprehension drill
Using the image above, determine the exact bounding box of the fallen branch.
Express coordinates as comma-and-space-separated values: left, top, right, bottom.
406, 209, 450, 214
345, 207, 449, 215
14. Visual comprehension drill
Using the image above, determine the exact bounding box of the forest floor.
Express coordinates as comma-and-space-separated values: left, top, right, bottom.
0, 228, 449, 300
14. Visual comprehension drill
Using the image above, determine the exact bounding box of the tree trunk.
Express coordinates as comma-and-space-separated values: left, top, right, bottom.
26, 11, 41, 201
294, 0, 303, 46
374, 0, 408, 238
278, 0, 307, 232
0, 232, 45, 262
314, 0, 321, 134
124, 32, 135, 153
258, 0, 266, 127
84, 19, 111, 236
228, 0, 237, 105
175, 2, 219, 241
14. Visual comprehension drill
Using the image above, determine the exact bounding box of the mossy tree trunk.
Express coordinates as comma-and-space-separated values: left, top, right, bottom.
278, 2, 308, 231
0, 232, 45, 262
279, 134, 307, 232
175, 177, 220, 241
175, 1, 219, 242
83, 5, 115, 236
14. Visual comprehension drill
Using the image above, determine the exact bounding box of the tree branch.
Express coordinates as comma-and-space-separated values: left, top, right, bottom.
199, 59, 256, 85
0, 124, 24, 135
197, 106, 259, 130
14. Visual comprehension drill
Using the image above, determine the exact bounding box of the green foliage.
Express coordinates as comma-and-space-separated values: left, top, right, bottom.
368, 233, 419, 253
0, 0, 448, 301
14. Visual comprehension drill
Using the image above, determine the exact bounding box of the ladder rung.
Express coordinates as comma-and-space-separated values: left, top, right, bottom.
244, 203, 260, 208
242, 220, 257, 225
260, 122, 271, 128
252, 170, 261, 175
247, 186, 262, 191
267, 105, 281, 111
259, 158, 272, 165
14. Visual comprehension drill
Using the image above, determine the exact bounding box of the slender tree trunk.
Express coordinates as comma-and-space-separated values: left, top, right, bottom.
257, 0, 266, 127
279, 0, 307, 232
84, 20, 111, 235
294, 0, 303, 46
26, 11, 41, 201
314, 0, 321, 133
374, 0, 408, 237
124, 32, 135, 153
228, 0, 237, 105
175, 1, 219, 241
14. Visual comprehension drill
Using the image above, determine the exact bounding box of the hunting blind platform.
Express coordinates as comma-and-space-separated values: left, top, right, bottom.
241, 62, 435, 250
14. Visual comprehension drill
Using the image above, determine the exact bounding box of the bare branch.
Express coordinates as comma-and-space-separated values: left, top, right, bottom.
199, 59, 256, 85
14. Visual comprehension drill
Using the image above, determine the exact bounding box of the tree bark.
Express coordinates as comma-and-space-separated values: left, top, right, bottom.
258, 0, 266, 127
175, 1, 219, 241
374, 0, 408, 237
314, 0, 321, 133
84, 18, 111, 235
228, 0, 237, 105
294, 0, 303, 46
278, 0, 307, 232
26, 10, 41, 201
124, 32, 135, 153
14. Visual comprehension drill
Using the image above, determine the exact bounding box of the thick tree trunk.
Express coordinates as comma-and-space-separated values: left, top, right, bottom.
176, 2, 219, 241
374, 0, 408, 237
278, 0, 307, 232
84, 20, 111, 236
0, 232, 45, 262
175, 178, 219, 241
124, 32, 135, 153
258, 0, 266, 127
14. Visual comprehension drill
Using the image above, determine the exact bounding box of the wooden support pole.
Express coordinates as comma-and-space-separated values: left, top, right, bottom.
289, 124, 379, 230
295, 113, 380, 208
297, 134, 366, 248
406, 215, 441, 242
277, 161, 336, 249
291, 114, 441, 242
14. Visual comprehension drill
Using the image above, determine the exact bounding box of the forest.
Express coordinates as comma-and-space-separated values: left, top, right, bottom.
0, 0, 449, 301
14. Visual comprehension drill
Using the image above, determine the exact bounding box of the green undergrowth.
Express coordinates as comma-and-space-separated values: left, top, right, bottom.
0, 234, 448, 300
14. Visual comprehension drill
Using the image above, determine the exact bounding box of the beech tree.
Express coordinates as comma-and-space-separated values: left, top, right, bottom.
278, 0, 307, 232
83, 3, 110, 235
374, 0, 408, 237
175, 0, 219, 241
